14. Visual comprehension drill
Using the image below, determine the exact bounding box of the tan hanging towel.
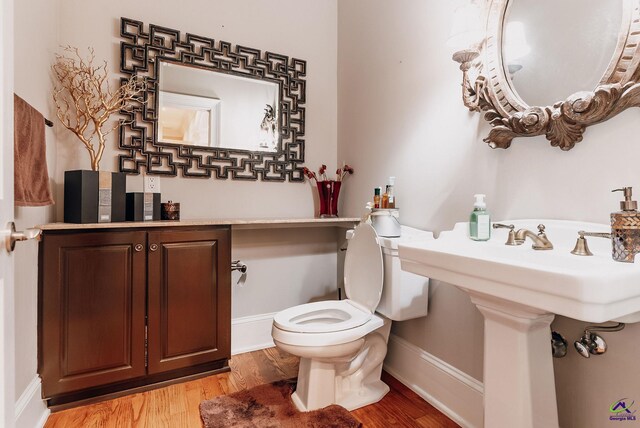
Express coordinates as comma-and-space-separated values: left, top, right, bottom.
13, 94, 54, 206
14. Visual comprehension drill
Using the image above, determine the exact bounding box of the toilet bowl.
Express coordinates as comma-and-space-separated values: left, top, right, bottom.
271, 223, 433, 412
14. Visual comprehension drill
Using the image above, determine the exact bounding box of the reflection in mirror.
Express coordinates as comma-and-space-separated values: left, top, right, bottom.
158, 92, 220, 147
158, 62, 280, 152
503, 0, 622, 107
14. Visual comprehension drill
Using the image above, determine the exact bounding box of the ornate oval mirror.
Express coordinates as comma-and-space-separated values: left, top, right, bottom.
454, 0, 640, 150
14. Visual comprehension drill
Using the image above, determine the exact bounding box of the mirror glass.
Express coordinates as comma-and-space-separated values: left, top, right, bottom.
158, 62, 280, 152
158, 91, 221, 147
502, 0, 622, 107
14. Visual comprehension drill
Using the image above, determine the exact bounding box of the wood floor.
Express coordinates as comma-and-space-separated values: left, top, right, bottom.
44, 347, 459, 427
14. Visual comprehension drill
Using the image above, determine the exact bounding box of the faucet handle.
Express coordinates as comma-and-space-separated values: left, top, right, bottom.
579, 230, 612, 239
571, 231, 612, 256
537, 224, 546, 235
493, 223, 519, 246
571, 232, 593, 256
493, 223, 514, 230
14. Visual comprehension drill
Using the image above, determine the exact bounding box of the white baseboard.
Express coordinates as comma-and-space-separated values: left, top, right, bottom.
232, 312, 276, 355
384, 334, 484, 428
15, 376, 49, 428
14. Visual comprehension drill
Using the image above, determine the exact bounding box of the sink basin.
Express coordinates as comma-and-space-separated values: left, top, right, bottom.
399, 219, 640, 323
398, 219, 640, 428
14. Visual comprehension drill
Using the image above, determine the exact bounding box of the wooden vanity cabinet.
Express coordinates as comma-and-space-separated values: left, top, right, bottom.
39, 226, 231, 408
147, 229, 231, 374
39, 231, 148, 400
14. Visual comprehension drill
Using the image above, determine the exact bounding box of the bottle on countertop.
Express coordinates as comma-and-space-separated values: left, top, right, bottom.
373, 187, 381, 209
387, 177, 396, 208
381, 188, 389, 208
469, 194, 491, 241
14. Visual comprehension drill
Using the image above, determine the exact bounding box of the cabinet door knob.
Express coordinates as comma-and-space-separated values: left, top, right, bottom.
149, 243, 158, 252
134, 243, 144, 252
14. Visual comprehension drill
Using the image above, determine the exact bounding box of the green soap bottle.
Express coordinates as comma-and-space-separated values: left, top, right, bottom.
469, 194, 491, 241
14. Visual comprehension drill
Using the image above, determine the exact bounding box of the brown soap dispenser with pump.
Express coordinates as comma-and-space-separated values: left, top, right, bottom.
611, 187, 640, 262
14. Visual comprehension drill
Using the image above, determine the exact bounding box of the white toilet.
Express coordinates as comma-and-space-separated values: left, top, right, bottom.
271, 223, 432, 412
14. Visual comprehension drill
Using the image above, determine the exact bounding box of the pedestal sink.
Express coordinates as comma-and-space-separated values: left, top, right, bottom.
398, 220, 640, 428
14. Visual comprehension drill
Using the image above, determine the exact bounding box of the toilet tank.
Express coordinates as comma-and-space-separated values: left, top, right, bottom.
346, 225, 432, 321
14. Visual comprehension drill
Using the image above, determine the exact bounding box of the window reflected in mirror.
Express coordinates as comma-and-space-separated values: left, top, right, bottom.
158, 92, 220, 147
158, 61, 280, 152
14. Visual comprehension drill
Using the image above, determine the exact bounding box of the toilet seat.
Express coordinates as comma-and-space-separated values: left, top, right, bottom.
273, 299, 372, 333
272, 312, 385, 347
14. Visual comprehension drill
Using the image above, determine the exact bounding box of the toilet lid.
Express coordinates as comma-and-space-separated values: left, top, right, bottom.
344, 223, 384, 313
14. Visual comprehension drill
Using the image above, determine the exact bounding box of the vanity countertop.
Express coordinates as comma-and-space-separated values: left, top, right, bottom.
38, 217, 361, 231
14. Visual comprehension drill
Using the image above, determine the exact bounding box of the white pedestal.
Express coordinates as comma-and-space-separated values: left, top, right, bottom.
292, 358, 336, 411
470, 293, 559, 428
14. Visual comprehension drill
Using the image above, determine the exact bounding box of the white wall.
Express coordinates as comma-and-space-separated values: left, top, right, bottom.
338, 0, 493, 382
231, 227, 341, 318
13, 0, 57, 418
338, 1, 640, 427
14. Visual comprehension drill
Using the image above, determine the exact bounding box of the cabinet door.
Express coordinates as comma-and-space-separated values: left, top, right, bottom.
147, 228, 231, 374
40, 231, 147, 398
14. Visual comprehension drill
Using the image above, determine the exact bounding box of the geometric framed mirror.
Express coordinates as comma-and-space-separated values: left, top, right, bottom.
452, 0, 640, 151
119, 17, 306, 180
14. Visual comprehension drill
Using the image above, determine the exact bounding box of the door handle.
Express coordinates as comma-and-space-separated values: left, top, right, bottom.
4, 221, 42, 252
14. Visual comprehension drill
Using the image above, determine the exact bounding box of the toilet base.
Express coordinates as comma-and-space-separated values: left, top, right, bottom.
291, 380, 390, 412
283, 319, 392, 412
334, 380, 390, 411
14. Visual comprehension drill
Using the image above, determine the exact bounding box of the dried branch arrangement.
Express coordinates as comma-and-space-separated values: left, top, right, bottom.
52, 46, 146, 171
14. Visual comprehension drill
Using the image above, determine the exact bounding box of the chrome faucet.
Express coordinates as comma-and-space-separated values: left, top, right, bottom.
515, 224, 554, 250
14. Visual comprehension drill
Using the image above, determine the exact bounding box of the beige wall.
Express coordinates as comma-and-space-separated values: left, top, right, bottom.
12, 0, 340, 414
15, 1, 640, 426
13, 0, 58, 401
52, 0, 341, 334
338, 1, 640, 427
54, 0, 338, 219
51, 0, 341, 318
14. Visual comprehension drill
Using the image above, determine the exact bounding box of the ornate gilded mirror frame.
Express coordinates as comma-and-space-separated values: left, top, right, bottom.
455, 0, 640, 150
119, 17, 306, 181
